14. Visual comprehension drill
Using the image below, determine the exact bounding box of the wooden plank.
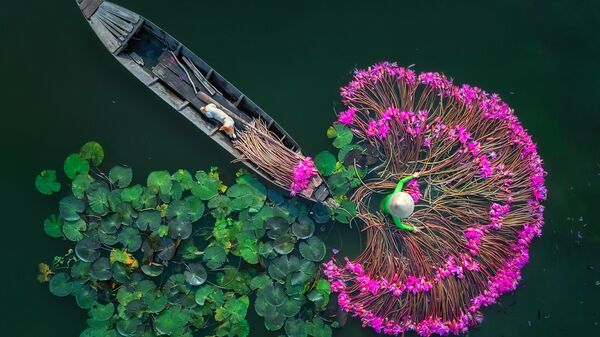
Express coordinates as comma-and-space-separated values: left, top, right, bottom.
115, 54, 155, 85
182, 56, 218, 96
96, 15, 126, 41
100, 2, 140, 23
89, 14, 120, 53
97, 9, 134, 33
81, 0, 104, 19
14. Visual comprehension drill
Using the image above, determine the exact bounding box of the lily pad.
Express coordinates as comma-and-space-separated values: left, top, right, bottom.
168, 218, 192, 240
147, 171, 172, 195
80, 141, 104, 166
141, 264, 164, 277
203, 246, 227, 270
250, 275, 271, 290
191, 171, 219, 200
285, 318, 308, 337
281, 296, 305, 317
64, 153, 90, 179
329, 124, 353, 149
72, 174, 94, 199
59, 195, 85, 221
116, 318, 142, 336
235, 174, 267, 213
310, 203, 330, 224
306, 318, 332, 337
314, 151, 337, 176
63, 219, 86, 242
260, 282, 286, 307
334, 199, 357, 224
48, 272, 72, 297
273, 233, 296, 255
109, 165, 133, 188
263, 310, 286, 331
268, 254, 300, 281
118, 227, 142, 252
266, 217, 289, 240
172, 169, 194, 190
111, 262, 130, 284
35, 169, 61, 195
136, 210, 162, 231
226, 183, 255, 211
71, 261, 92, 281
89, 302, 115, 321
207, 195, 232, 219
91, 257, 112, 281
72, 282, 98, 309
186, 196, 205, 222
120, 184, 143, 204
184, 263, 207, 286
43, 214, 62, 238
75, 237, 101, 262
299, 237, 326, 262
292, 215, 315, 239
87, 183, 110, 214
154, 305, 190, 335
290, 260, 317, 286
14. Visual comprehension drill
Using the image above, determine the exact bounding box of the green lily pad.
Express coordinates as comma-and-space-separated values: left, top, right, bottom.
260, 282, 286, 307
116, 318, 142, 336
72, 174, 94, 199
141, 264, 164, 277
136, 210, 162, 231
310, 203, 330, 224
80, 141, 104, 166
48, 272, 72, 297
184, 263, 207, 286
109, 165, 132, 188
172, 169, 194, 190
91, 257, 112, 281
118, 227, 142, 252
263, 310, 286, 331
273, 233, 296, 255
292, 215, 315, 239
290, 260, 317, 286
71, 261, 92, 281
59, 195, 85, 221
64, 153, 90, 179
266, 217, 289, 240
334, 199, 357, 224
236, 238, 259, 264
306, 318, 332, 337
157, 237, 177, 262
147, 171, 172, 195
329, 124, 353, 149
285, 318, 308, 337
191, 170, 219, 200
186, 196, 205, 222
100, 213, 120, 234
203, 246, 226, 270
207, 195, 232, 219
226, 183, 255, 211
154, 305, 190, 335
314, 151, 337, 176
87, 183, 110, 214
235, 174, 267, 213
43, 214, 62, 238
327, 173, 350, 197
281, 296, 305, 317
299, 237, 326, 262
268, 254, 300, 281
144, 291, 168, 313
72, 282, 98, 309
111, 262, 130, 284
250, 275, 271, 290
120, 184, 143, 204
35, 169, 61, 195
168, 218, 192, 240
63, 219, 86, 242
254, 295, 275, 317
75, 237, 101, 262
89, 302, 115, 321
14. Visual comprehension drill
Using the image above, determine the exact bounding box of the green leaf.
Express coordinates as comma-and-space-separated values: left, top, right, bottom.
70, 261, 91, 281
35, 169, 61, 195
191, 170, 219, 200
292, 215, 315, 239
89, 302, 115, 321
216, 267, 251, 294
331, 124, 353, 149
109, 165, 132, 188
215, 295, 249, 323
310, 203, 330, 224
235, 174, 267, 213
48, 272, 72, 297
75, 237, 101, 262
43, 214, 62, 238
64, 153, 90, 180
299, 237, 326, 262
186, 196, 205, 222
90, 257, 112, 281
203, 246, 227, 270
87, 183, 110, 214
306, 318, 332, 337
273, 233, 296, 255
208, 195, 232, 219
72, 282, 98, 309
117, 227, 142, 252
285, 318, 308, 337
250, 275, 270, 290
268, 255, 300, 282
260, 282, 286, 307
195, 285, 216, 306
72, 174, 94, 199
334, 199, 357, 224
266, 217, 289, 240
136, 210, 162, 231
184, 263, 207, 286
80, 141, 104, 166
116, 318, 141, 336
147, 171, 172, 195
172, 169, 194, 190
59, 195, 85, 221
327, 173, 350, 197
280, 296, 304, 317
226, 183, 255, 211
314, 151, 337, 176
63, 219, 86, 242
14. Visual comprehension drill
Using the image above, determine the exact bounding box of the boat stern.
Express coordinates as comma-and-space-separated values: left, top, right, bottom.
77, 0, 144, 54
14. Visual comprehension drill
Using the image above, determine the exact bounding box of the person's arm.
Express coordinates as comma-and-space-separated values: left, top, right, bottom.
394, 175, 415, 193
393, 217, 415, 231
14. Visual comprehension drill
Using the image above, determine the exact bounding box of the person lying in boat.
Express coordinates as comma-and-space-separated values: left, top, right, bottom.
200, 103, 236, 138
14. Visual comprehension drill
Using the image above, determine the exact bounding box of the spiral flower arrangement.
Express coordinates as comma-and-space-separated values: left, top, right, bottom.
322, 62, 546, 336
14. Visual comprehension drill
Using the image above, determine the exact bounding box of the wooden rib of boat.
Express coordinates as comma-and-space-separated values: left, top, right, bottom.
75, 0, 330, 202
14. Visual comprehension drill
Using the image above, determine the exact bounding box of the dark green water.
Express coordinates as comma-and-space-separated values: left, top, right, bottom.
1, 0, 598, 336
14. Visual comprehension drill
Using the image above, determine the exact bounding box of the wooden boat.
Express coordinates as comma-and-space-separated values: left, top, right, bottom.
75, 0, 330, 202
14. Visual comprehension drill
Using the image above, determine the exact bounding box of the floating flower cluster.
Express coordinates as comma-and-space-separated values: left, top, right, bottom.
289, 157, 317, 196
327, 61, 546, 336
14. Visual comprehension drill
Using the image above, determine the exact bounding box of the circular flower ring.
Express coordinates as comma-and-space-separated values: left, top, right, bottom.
323, 62, 546, 336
